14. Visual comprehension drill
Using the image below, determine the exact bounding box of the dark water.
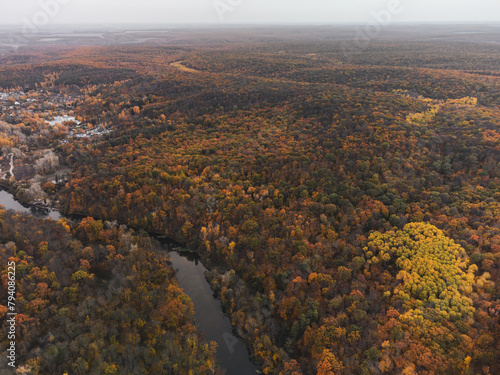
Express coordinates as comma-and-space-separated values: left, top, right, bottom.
0, 188, 259, 375
0, 189, 61, 220
169, 252, 259, 375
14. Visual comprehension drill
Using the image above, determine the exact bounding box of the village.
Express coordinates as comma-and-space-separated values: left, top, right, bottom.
0, 87, 110, 205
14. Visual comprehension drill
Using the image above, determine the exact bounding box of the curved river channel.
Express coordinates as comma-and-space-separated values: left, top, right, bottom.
0, 189, 259, 375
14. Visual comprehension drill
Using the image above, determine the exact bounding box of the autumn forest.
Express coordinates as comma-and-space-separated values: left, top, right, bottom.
0, 25, 499, 374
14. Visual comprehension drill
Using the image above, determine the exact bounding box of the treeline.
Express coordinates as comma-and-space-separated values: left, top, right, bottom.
0, 63, 137, 91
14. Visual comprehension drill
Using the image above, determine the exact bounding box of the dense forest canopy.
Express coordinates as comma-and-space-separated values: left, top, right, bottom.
0, 26, 499, 374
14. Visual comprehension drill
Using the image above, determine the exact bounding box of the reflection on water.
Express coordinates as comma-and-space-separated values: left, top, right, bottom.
0, 189, 61, 220
169, 252, 259, 375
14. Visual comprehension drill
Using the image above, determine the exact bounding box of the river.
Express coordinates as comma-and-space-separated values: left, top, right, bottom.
0, 189, 61, 220
0, 188, 259, 375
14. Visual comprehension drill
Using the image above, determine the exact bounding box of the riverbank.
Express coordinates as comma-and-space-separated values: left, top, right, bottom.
0, 188, 260, 374
0, 179, 41, 210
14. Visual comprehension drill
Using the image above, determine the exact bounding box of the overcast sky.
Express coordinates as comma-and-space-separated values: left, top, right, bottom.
0, 0, 499, 26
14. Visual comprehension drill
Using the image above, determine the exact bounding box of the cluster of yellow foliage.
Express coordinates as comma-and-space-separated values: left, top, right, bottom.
366, 222, 476, 321
403, 93, 478, 125
446, 96, 478, 106
405, 105, 440, 126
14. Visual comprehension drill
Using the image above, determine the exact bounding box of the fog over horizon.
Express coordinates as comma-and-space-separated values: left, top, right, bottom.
0, 0, 499, 27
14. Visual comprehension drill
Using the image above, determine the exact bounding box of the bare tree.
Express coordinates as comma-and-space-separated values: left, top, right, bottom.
35, 150, 59, 173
